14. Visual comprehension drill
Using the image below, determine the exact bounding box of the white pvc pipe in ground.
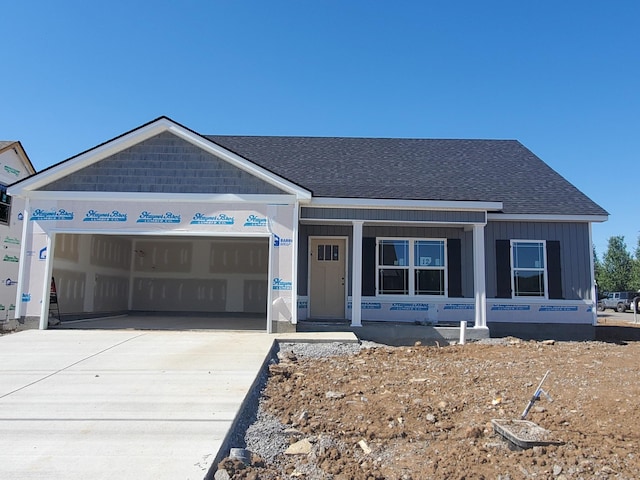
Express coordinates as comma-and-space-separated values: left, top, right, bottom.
459, 321, 467, 345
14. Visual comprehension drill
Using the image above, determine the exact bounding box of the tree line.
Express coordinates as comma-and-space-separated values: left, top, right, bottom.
594, 235, 640, 293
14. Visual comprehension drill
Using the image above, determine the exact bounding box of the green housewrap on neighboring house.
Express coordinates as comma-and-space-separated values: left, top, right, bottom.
0, 141, 36, 331
7, 117, 608, 339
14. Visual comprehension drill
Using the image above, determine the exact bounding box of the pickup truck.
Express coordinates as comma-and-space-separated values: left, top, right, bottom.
597, 291, 640, 312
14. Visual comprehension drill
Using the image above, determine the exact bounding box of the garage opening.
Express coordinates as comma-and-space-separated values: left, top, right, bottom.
49, 233, 269, 331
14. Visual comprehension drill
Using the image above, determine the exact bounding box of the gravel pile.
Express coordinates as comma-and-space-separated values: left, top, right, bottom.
244, 410, 289, 462
278, 341, 363, 358
217, 341, 362, 470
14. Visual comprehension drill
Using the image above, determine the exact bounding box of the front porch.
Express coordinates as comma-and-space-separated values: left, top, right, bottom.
298, 204, 495, 330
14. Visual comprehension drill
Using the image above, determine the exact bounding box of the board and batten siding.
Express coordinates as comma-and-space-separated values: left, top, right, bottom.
485, 221, 592, 301
298, 224, 474, 298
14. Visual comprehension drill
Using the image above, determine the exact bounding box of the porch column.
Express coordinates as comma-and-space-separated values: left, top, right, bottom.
473, 224, 487, 328
351, 221, 364, 327
14, 197, 30, 321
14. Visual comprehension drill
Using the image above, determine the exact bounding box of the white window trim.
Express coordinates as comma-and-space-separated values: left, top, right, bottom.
376, 237, 448, 297
510, 239, 549, 299
0, 183, 10, 226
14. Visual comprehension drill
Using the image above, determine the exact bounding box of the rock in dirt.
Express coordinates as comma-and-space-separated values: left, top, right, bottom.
213, 468, 231, 480
325, 390, 346, 399
285, 438, 313, 455
358, 439, 372, 454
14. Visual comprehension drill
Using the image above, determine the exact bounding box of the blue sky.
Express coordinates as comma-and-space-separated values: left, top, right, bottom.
1, 1, 638, 255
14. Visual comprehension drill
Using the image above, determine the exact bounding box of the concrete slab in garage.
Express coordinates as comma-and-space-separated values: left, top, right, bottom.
0, 329, 356, 480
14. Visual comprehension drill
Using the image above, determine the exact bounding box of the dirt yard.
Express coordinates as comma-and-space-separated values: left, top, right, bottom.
217, 332, 640, 480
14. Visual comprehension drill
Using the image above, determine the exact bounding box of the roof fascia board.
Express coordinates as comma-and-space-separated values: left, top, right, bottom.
487, 213, 609, 223
0, 143, 13, 155
15, 190, 298, 204
10, 118, 311, 201
309, 197, 502, 211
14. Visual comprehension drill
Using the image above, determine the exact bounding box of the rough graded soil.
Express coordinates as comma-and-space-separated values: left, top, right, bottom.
216, 338, 640, 480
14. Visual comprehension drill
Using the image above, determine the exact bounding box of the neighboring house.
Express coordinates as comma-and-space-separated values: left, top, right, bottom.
7, 117, 607, 338
0, 141, 36, 329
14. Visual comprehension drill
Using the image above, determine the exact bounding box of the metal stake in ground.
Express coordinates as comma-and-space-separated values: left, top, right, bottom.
520, 370, 552, 420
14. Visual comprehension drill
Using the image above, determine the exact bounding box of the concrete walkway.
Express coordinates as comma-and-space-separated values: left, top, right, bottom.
0, 329, 356, 480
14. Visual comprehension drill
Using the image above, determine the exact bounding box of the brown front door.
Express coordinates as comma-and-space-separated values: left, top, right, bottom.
309, 238, 346, 319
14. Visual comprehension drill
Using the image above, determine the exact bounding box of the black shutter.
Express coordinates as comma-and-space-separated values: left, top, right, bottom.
362, 237, 376, 296
496, 240, 512, 298
546, 240, 563, 299
447, 238, 462, 297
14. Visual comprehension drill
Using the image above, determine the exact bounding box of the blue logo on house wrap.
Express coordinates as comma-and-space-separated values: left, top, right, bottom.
298, 300, 308, 309
390, 303, 429, 311
244, 215, 267, 227
362, 302, 382, 310
4, 165, 20, 177
83, 210, 127, 222
347, 301, 382, 310
538, 305, 579, 312
273, 234, 293, 247
444, 304, 474, 310
39, 247, 47, 260
4, 278, 17, 286
30, 209, 74, 221
21, 293, 31, 302
272, 278, 292, 290
136, 211, 181, 224
491, 304, 531, 311
190, 213, 235, 225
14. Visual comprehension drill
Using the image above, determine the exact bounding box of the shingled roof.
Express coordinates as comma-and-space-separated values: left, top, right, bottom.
206, 135, 607, 216
6, 115, 606, 218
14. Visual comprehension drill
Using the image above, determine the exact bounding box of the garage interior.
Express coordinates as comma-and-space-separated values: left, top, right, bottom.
50, 233, 269, 330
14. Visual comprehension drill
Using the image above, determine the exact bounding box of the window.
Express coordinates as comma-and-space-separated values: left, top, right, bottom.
377, 239, 446, 295
511, 240, 547, 297
0, 184, 10, 225
414, 240, 445, 295
317, 244, 340, 262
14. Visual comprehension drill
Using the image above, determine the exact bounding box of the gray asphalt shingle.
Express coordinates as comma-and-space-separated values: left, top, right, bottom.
206, 135, 607, 216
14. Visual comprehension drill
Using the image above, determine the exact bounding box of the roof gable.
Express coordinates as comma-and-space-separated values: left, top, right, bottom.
38, 131, 287, 195
0, 141, 36, 183
9, 117, 310, 200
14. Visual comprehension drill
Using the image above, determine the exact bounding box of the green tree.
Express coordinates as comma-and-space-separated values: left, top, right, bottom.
599, 236, 633, 292
631, 235, 640, 292
593, 245, 603, 295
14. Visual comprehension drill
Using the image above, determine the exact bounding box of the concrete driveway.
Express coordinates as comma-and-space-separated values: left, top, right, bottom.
0, 329, 355, 480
